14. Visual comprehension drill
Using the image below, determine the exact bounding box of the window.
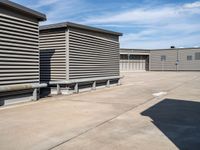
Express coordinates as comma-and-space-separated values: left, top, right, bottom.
161, 55, 166, 61
120, 54, 128, 60
195, 52, 200, 60
187, 55, 192, 61
129, 55, 135, 60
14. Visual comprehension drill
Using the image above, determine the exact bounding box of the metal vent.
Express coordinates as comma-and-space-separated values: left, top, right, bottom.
69, 30, 120, 79
0, 14, 39, 86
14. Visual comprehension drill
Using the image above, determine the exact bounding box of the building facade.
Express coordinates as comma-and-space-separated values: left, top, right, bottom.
150, 48, 200, 71
120, 49, 150, 72
0, 0, 46, 105
120, 48, 200, 72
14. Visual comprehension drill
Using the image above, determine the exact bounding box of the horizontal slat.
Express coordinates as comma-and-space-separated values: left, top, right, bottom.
0, 29, 38, 39
0, 53, 38, 59
1, 25, 38, 36
69, 35, 118, 47
69, 30, 119, 43
1, 14, 38, 25
1, 41, 38, 49
1, 38, 38, 46
0, 79, 39, 85
0, 76, 38, 81
39, 32, 65, 38
0, 73, 38, 77
0, 33, 38, 42
0, 50, 38, 56
39, 46, 66, 50
0, 17, 38, 29
1, 21, 38, 32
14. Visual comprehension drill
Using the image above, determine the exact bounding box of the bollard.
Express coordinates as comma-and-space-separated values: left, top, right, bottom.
92, 81, 96, 90
74, 83, 79, 93
57, 84, 61, 95
117, 79, 121, 86
32, 88, 38, 101
106, 80, 110, 88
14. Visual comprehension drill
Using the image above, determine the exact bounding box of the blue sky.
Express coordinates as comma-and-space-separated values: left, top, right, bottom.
14, 0, 200, 49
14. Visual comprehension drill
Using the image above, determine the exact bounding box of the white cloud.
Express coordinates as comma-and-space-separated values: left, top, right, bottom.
120, 33, 200, 49
31, 0, 60, 8
84, 3, 200, 25
37, 0, 89, 24
120, 26, 200, 49
183, 1, 200, 9
14, 0, 200, 48
84, 7, 179, 24
82, 1, 200, 49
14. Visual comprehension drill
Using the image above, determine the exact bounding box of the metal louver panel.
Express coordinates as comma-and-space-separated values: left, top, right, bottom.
0, 13, 39, 86
69, 30, 120, 79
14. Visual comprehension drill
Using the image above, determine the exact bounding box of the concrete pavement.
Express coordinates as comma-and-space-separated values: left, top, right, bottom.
0, 72, 200, 150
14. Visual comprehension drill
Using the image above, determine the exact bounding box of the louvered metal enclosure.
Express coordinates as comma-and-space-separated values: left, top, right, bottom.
0, 0, 46, 105
39, 22, 122, 93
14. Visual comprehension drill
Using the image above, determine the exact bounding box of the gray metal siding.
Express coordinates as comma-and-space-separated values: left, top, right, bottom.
39, 29, 67, 82
178, 49, 200, 71
150, 50, 177, 71
150, 48, 200, 71
68, 29, 120, 79
0, 9, 40, 86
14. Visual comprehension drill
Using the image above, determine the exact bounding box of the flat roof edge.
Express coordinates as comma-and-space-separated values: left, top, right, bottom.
121, 48, 200, 51
39, 22, 123, 36
0, 0, 46, 21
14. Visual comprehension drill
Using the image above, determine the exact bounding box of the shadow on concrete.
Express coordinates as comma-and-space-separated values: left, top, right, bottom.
141, 98, 200, 150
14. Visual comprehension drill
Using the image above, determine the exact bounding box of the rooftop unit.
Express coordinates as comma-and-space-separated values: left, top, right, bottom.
39, 22, 122, 94
0, 0, 46, 105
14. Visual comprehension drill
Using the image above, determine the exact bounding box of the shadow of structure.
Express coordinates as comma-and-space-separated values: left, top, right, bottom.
141, 99, 200, 150
40, 49, 55, 98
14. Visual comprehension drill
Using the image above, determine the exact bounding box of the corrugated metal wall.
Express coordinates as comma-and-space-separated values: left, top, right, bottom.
178, 49, 200, 71
68, 28, 120, 79
150, 50, 177, 71
39, 29, 67, 82
0, 8, 39, 86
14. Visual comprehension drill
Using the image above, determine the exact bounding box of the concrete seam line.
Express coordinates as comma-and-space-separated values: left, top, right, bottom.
47, 75, 200, 150
48, 97, 156, 150
56, 99, 133, 106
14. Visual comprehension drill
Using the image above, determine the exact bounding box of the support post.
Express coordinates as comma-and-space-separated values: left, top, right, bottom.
0, 98, 5, 106
32, 88, 38, 101
74, 83, 79, 94
92, 81, 96, 90
57, 84, 61, 95
106, 80, 110, 88
117, 79, 121, 86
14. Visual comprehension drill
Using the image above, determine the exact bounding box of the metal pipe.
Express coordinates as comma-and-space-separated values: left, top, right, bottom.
0, 83, 47, 93
49, 76, 123, 85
